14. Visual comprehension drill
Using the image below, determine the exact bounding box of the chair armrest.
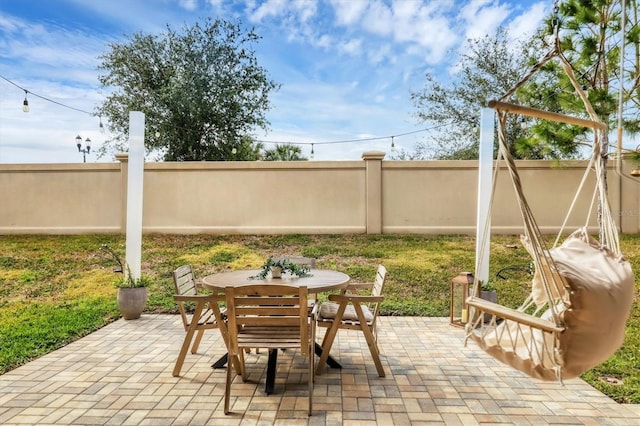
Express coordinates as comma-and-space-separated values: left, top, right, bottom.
309, 302, 319, 319
347, 283, 373, 290
328, 294, 384, 303
341, 282, 373, 294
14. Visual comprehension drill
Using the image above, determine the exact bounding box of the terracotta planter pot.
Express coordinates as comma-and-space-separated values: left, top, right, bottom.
117, 287, 147, 320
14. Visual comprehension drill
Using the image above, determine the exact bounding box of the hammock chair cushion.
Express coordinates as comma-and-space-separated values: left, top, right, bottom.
551, 228, 634, 378
480, 228, 634, 380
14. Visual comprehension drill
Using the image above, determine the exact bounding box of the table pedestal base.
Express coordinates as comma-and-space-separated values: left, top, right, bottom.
212, 344, 341, 394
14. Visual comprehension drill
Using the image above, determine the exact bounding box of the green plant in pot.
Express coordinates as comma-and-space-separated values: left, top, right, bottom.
479, 281, 497, 323
252, 257, 312, 279
115, 266, 150, 320
101, 244, 150, 320
480, 281, 497, 301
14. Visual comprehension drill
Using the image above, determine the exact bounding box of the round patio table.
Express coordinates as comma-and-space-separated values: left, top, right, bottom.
201, 268, 350, 293
201, 268, 350, 394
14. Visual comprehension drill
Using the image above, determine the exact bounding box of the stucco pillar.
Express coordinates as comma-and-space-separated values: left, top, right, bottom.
116, 153, 129, 234
362, 151, 385, 234
619, 158, 640, 234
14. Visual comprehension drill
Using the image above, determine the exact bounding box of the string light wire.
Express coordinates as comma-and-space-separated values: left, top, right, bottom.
0, 74, 453, 151
0, 74, 97, 116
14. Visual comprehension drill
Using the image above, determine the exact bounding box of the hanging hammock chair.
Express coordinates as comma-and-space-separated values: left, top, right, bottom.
464, 42, 635, 381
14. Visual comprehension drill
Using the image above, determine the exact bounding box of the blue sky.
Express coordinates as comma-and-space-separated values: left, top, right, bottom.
0, 0, 548, 163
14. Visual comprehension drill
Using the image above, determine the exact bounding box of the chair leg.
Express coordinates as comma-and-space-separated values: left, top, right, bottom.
360, 323, 385, 377
308, 344, 313, 416
173, 303, 206, 377
225, 356, 232, 414
315, 321, 340, 376
191, 329, 205, 354
173, 324, 198, 377
238, 349, 247, 380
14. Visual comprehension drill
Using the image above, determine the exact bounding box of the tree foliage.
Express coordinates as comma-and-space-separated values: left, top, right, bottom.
96, 18, 279, 161
410, 27, 541, 160
412, 1, 639, 161
519, 0, 640, 158
262, 144, 308, 161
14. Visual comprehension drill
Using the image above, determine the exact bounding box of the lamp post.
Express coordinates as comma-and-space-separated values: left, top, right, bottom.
75, 135, 91, 163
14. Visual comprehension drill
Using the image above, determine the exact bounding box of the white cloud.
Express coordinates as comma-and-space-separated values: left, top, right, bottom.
248, 0, 317, 23
460, 0, 511, 41
508, 1, 549, 40
360, 1, 394, 37
339, 38, 362, 55
316, 34, 332, 49
178, 0, 198, 11
248, 0, 288, 22
330, 0, 368, 26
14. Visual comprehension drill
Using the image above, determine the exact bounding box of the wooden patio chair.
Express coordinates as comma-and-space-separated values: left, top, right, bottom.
172, 265, 227, 377
224, 284, 316, 416
315, 264, 387, 377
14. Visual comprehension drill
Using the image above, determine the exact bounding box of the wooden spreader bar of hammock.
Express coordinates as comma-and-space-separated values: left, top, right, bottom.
466, 296, 564, 334
488, 100, 607, 131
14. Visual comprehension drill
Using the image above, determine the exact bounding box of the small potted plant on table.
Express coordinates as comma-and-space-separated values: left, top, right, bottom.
252, 257, 312, 279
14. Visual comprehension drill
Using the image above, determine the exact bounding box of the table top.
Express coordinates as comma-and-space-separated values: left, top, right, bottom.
201, 269, 350, 293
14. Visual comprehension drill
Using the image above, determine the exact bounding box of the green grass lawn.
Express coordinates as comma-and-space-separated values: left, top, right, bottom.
0, 233, 638, 403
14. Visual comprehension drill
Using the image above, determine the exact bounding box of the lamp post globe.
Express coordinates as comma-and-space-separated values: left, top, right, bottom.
75, 135, 91, 163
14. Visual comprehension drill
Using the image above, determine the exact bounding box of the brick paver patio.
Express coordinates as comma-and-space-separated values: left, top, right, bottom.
1, 315, 638, 425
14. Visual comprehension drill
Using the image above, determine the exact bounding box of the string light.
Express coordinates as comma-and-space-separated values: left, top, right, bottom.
390, 136, 396, 151
22, 90, 29, 113
519, 116, 527, 129
310, 143, 315, 159
1, 74, 101, 128
99, 117, 105, 133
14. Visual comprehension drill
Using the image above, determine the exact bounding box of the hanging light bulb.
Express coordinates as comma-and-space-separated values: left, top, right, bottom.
99, 117, 105, 133
519, 116, 527, 129
22, 90, 29, 113
310, 143, 315, 159
390, 136, 396, 151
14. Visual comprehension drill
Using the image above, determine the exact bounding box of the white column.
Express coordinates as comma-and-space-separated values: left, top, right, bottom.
125, 111, 145, 280
475, 108, 494, 284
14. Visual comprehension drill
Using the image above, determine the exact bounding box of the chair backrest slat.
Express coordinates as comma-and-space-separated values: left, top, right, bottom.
173, 264, 197, 296
371, 265, 387, 297
370, 265, 387, 320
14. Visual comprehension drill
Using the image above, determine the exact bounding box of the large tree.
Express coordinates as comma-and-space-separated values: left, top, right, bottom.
519, 0, 640, 158
96, 18, 279, 161
409, 27, 541, 160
